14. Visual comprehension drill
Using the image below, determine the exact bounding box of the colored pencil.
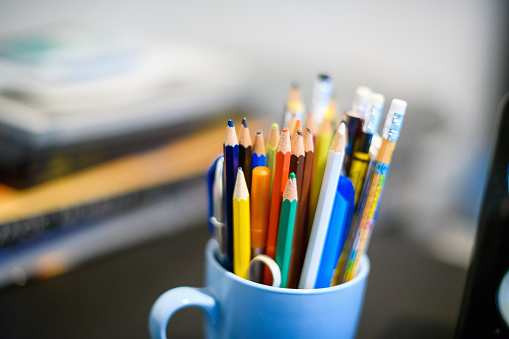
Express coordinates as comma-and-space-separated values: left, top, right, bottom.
304, 112, 317, 137
351, 86, 371, 120
264, 127, 291, 285
299, 123, 346, 289
287, 127, 314, 288
238, 118, 252, 189
223, 119, 239, 269
289, 130, 304, 195
233, 168, 251, 279
343, 111, 361, 174
283, 83, 305, 126
291, 119, 302, 141
308, 118, 333, 229
266, 123, 280, 194
250, 166, 271, 283
310, 74, 333, 127
275, 172, 298, 288
348, 93, 385, 205
288, 116, 297, 137
251, 131, 266, 169
339, 99, 407, 283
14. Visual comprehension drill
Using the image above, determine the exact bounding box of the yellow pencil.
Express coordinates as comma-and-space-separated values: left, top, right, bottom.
233, 168, 251, 279
308, 118, 333, 228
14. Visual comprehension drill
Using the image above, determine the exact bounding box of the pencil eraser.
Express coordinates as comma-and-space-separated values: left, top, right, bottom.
389, 99, 407, 115
369, 93, 385, 108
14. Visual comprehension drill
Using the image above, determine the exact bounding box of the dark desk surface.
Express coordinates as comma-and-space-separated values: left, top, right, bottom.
0, 222, 467, 338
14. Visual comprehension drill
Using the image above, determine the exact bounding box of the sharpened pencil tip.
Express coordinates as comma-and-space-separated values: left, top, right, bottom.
242, 118, 248, 128
289, 172, 296, 179
272, 123, 279, 129
228, 119, 234, 127
256, 131, 262, 135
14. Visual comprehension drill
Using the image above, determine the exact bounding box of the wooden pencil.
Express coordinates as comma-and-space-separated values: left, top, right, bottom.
275, 172, 298, 288
337, 99, 407, 284
265, 123, 280, 194
287, 127, 314, 288
300, 123, 346, 289
263, 127, 291, 285
289, 130, 304, 198
251, 131, 266, 169
288, 116, 297, 137
238, 118, 252, 190
308, 118, 332, 230
283, 83, 305, 127
233, 168, 251, 279
291, 119, 302, 141
223, 119, 239, 268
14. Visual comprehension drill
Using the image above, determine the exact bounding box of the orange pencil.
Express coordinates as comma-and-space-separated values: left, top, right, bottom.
263, 128, 291, 285
250, 166, 271, 283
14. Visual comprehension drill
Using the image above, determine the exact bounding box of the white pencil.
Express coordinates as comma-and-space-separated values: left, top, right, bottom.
299, 123, 346, 289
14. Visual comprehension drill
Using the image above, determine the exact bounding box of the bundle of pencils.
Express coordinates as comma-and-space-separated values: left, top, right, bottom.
208, 74, 407, 289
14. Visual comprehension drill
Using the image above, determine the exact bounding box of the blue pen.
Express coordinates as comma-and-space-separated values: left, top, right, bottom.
207, 155, 223, 234
314, 176, 355, 288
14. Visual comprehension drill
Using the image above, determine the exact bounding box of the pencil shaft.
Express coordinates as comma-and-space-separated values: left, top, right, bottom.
287, 150, 314, 288
233, 196, 251, 279
264, 129, 291, 285
344, 114, 361, 173
276, 198, 297, 288
239, 145, 252, 188
308, 123, 332, 228
223, 144, 238, 268
264, 151, 291, 283
299, 149, 344, 288
266, 145, 277, 193
340, 139, 395, 283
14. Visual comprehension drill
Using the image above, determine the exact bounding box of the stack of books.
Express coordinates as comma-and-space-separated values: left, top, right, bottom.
0, 24, 249, 286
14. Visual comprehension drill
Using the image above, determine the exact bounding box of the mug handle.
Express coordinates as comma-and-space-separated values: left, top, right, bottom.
149, 287, 218, 339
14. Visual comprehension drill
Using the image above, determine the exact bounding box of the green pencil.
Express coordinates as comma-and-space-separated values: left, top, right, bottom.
275, 172, 298, 288
265, 123, 280, 194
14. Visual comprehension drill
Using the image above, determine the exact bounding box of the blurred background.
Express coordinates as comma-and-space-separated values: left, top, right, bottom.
0, 1, 507, 338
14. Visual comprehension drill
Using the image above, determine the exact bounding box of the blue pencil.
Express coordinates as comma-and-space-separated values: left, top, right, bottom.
223, 119, 239, 270
251, 131, 266, 170
314, 176, 354, 288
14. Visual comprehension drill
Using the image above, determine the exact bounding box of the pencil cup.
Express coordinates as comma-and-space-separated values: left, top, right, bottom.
149, 239, 370, 339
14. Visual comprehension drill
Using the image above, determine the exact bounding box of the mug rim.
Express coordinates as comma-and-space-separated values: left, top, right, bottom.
206, 238, 370, 295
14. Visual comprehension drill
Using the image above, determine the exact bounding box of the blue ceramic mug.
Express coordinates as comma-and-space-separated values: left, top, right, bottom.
149, 239, 370, 339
